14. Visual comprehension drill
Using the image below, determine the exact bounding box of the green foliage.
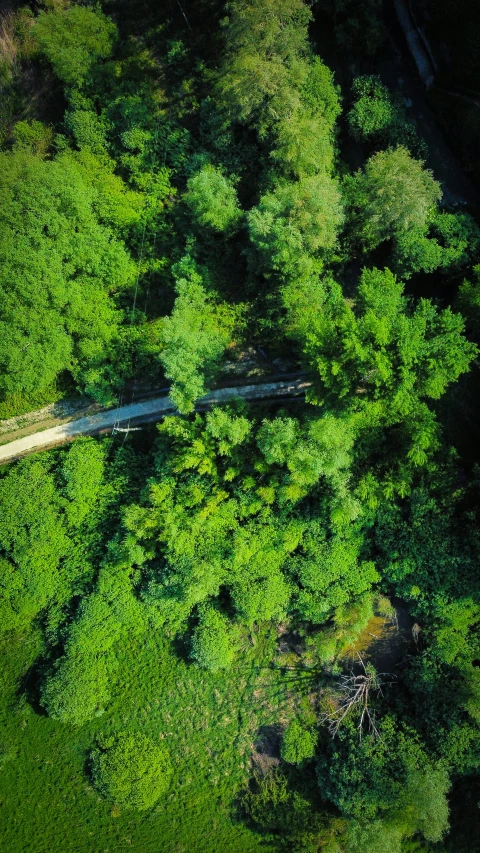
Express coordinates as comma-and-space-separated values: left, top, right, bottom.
248, 174, 344, 278
1, 1, 480, 848
455, 265, 480, 335
345, 147, 442, 252
159, 259, 237, 412
347, 76, 426, 158
0, 149, 135, 402
185, 164, 241, 232
218, 0, 312, 131
12, 120, 54, 156
348, 77, 395, 141
41, 562, 147, 724
33, 6, 117, 87
393, 210, 480, 279
317, 716, 450, 845
285, 268, 476, 430
91, 732, 172, 810
270, 56, 341, 178
0, 458, 68, 632
243, 768, 347, 851
191, 605, 237, 671
281, 721, 316, 764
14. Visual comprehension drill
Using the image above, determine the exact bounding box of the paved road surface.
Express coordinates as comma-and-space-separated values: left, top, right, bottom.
0, 378, 313, 464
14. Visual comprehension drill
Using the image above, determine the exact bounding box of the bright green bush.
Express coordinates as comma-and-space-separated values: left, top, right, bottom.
91, 732, 172, 810
281, 720, 316, 764
191, 606, 236, 671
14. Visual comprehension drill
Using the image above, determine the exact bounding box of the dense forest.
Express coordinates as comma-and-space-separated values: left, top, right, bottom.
1, 1, 479, 851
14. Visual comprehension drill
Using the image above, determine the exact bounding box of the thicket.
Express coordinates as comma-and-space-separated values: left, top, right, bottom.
1, 1, 480, 852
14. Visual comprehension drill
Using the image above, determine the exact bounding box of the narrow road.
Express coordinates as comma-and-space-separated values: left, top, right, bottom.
0, 378, 313, 464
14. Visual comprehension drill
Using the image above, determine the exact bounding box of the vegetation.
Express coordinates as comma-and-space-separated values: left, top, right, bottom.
1, 1, 480, 852
91, 731, 172, 810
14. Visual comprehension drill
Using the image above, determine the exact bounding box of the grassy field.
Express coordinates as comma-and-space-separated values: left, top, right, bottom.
0, 623, 290, 853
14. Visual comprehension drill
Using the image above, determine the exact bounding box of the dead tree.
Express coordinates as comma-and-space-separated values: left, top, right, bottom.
322, 655, 394, 740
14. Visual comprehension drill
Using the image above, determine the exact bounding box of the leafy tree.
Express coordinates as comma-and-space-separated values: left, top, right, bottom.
41, 562, 146, 724
392, 210, 480, 279
60, 437, 105, 527
12, 120, 54, 156
218, 0, 312, 131
191, 605, 236, 671
347, 76, 426, 159
185, 164, 241, 232
455, 265, 480, 334
317, 715, 449, 843
291, 529, 378, 622
348, 77, 395, 141
0, 150, 136, 403
248, 174, 344, 278
159, 259, 237, 412
281, 721, 316, 764
0, 458, 69, 632
91, 732, 172, 810
33, 6, 117, 87
270, 57, 341, 178
345, 147, 442, 252
284, 268, 476, 429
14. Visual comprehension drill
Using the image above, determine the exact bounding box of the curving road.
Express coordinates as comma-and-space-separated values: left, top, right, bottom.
0, 378, 313, 464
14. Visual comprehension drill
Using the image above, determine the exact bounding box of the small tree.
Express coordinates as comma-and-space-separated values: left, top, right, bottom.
281, 720, 316, 764
91, 732, 172, 810
33, 6, 117, 87
159, 260, 236, 413
348, 76, 395, 141
345, 146, 442, 251
185, 164, 241, 232
191, 605, 236, 672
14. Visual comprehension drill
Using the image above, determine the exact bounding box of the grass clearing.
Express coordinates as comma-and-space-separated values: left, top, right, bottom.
0, 624, 284, 853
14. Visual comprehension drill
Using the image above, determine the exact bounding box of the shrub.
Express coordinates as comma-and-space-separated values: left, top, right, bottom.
91, 732, 172, 810
281, 720, 316, 764
191, 606, 236, 672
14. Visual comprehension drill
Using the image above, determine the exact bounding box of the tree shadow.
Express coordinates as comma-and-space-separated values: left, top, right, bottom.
15, 656, 50, 717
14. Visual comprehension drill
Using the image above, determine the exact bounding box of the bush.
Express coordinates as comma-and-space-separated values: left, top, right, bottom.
91, 732, 172, 810
191, 606, 236, 672
281, 720, 316, 764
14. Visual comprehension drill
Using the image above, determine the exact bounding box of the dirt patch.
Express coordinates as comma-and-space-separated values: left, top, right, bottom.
251, 724, 283, 775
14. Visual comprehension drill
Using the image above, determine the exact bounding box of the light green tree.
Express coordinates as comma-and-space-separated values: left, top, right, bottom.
91, 732, 172, 810
159, 260, 236, 412
281, 721, 316, 764
218, 0, 311, 130
284, 268, 476, 425
0, 150, 136, 403
345, 147, 442, 251
0, 458, 68, 632
248, 174, 344, 278
185, 164, 241, 232
191, 605, 236, 671
33, 6, 117, 87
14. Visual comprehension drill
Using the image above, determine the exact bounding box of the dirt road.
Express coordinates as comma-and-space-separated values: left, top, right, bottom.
0, 378, 313, 464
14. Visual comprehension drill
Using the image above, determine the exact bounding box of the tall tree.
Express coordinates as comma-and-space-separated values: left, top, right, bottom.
0, 150, 136, 402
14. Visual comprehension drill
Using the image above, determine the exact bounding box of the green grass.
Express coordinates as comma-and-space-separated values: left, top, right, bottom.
0, 624, 288, 853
